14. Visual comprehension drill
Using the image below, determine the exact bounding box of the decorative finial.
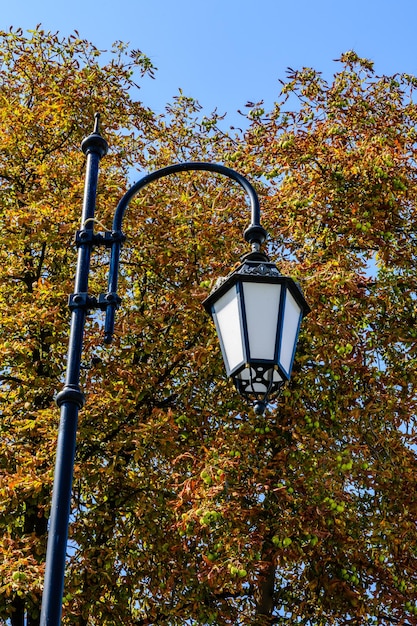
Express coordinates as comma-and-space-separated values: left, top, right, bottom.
93, 112, 101, 135
254, 400, 267, 415
81, 113, 108, 158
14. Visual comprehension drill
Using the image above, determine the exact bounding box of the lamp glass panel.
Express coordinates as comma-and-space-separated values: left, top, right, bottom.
279, 289, 302, 374
242, 282, 281, 360
212, 284, 244, 373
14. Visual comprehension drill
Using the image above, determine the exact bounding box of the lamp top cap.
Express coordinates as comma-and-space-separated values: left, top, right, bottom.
202, 258, 311, 317
81, 113, 109, 158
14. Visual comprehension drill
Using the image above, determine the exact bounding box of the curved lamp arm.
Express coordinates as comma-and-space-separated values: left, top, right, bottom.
103, 162, 268, 343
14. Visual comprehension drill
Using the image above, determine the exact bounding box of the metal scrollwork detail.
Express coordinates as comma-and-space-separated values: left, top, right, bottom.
238, 262, 281, 278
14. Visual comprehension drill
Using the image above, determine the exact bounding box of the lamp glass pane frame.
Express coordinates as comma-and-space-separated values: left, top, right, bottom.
203, 260, 310, 402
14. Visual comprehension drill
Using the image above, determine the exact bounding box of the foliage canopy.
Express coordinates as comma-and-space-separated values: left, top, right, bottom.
1, 29, 417, 625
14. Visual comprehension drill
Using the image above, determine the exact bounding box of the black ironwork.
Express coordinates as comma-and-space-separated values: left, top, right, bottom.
75, 228, 126, 248
40, 117, 271, 626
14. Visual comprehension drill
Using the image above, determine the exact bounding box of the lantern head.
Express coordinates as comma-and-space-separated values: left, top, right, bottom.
203, 258, 310, 413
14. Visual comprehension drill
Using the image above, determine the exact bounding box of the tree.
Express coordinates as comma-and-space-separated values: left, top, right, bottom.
1, 29, 417, 625
229, 52, 417, 624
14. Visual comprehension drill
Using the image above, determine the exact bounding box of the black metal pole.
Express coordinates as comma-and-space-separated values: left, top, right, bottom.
40, 116, 108, 626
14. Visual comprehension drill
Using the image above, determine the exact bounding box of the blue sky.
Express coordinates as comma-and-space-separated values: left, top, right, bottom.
2, 0, 417, 129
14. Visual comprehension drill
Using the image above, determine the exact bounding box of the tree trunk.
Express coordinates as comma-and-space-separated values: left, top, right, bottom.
10, 597, 41, 626
255, 562, 276, 624
10, 598, 24, 626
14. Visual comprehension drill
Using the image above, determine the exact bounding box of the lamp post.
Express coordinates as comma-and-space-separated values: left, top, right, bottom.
40, 115, 309, 626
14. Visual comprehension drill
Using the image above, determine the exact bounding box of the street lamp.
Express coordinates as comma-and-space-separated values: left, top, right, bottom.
203, 258, 310, 415
40, 115, 309, 625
